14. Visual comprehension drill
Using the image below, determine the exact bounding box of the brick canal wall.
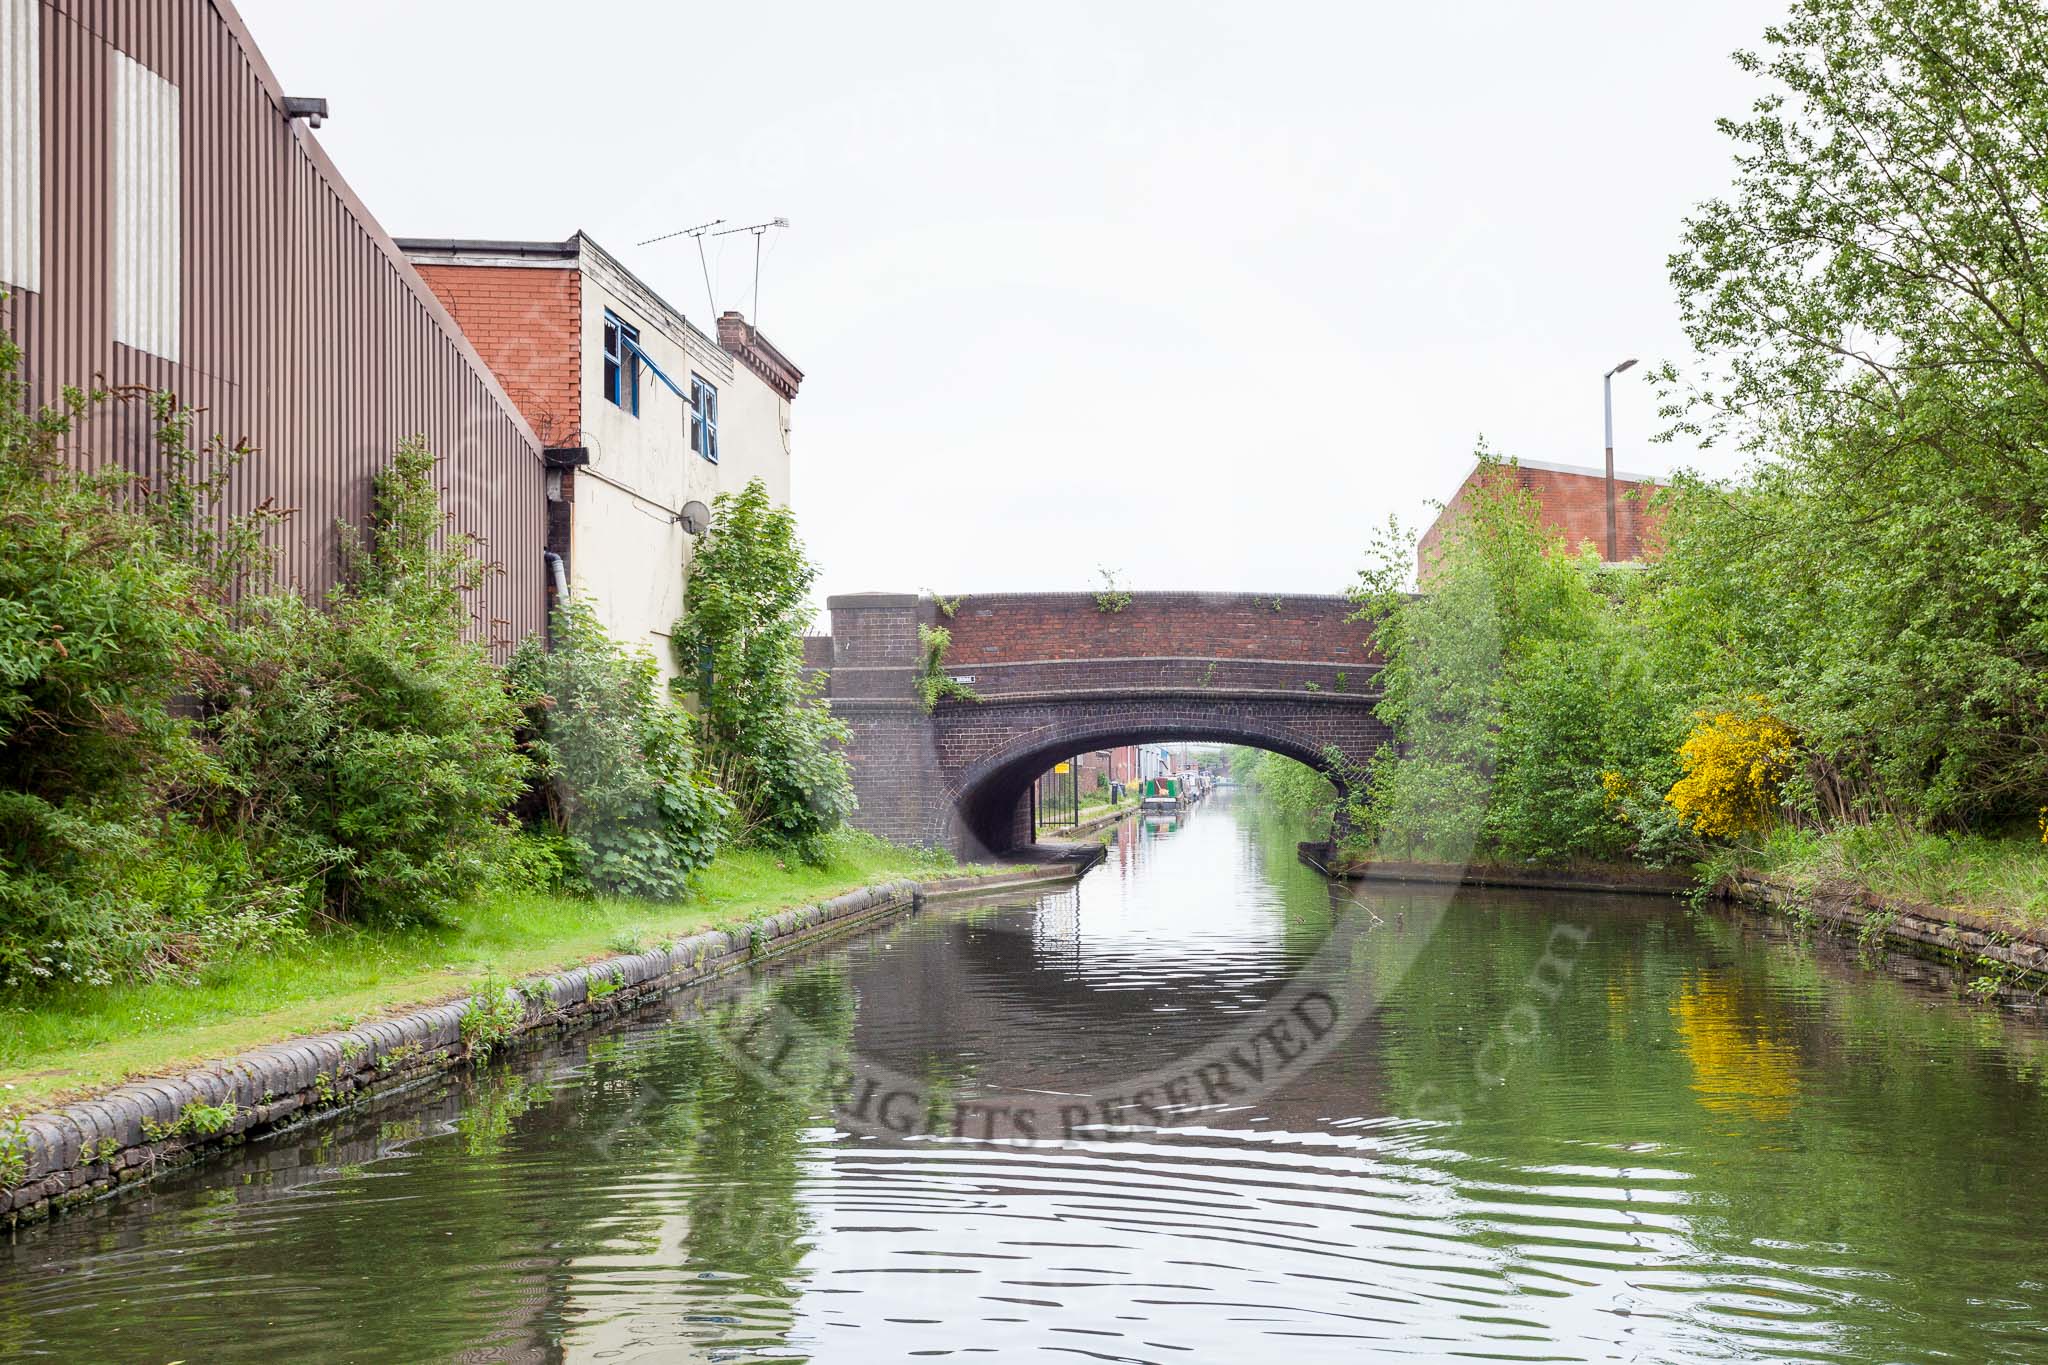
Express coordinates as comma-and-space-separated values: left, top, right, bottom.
819, 592, 1385, 856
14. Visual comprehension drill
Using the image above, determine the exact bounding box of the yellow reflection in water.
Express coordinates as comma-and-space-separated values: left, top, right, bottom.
1670, 973, 1802, 1121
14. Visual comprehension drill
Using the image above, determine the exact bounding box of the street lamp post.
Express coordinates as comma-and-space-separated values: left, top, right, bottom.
1603, 357, 1638, 561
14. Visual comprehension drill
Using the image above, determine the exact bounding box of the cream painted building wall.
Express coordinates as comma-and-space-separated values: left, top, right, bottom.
572, 243, 797, 678
403, 232, 799, 683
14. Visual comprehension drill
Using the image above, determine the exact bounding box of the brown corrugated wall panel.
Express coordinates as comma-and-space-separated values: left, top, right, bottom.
9, 0, 546, 651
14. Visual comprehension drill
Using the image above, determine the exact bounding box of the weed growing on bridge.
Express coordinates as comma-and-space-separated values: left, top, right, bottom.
927, 591, 962, 619
916, 625, 983, 713
1093, 566, 1132, 614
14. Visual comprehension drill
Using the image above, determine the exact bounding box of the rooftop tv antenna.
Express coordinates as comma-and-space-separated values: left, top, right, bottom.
637, 219, 725, 322
710, 217, 789, 324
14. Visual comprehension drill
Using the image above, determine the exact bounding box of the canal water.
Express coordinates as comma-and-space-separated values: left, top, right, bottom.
5, 794, 2048, 1362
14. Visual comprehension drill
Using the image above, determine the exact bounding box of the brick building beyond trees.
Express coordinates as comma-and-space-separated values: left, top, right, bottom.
1417, 458, 1661, 584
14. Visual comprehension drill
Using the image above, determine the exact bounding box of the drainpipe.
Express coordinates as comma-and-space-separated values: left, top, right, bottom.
543, 550, 568, 601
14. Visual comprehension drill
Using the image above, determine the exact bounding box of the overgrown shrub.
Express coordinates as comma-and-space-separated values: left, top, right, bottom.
1488, 628, 1685, 866
1665, 700, 1797, 843
915, 624, 980, 713
1326, 0, 2048, 885
198, 441, 529, 924
509, 598, 728, 898
672, 479, 854, 861
1347, 449, 1609, 861
4, 316, 821, 981
0, 343, 207, 984
1345, 449, 1694, 868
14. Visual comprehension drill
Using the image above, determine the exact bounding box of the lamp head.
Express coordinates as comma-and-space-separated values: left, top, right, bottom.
1607, 357, 1639, 377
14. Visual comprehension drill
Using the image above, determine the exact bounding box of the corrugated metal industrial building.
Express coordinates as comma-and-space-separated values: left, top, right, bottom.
0, 0, 545, 649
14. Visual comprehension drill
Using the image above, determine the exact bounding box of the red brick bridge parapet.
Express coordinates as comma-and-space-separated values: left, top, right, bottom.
813, 591, 1387, 857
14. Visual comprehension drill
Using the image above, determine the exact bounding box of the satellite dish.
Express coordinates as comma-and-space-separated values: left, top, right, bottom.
679, 500, 712, 537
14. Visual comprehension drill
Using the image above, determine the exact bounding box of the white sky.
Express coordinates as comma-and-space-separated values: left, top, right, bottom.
240, 0, 1781, 604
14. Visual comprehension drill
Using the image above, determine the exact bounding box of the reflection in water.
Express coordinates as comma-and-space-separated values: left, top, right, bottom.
1671, 972, 1803, 1121
3, 793, 2048, 1361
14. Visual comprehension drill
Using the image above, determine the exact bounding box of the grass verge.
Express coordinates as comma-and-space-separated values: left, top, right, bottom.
1714, 824, 2048, 934
0, 832, 994, 1115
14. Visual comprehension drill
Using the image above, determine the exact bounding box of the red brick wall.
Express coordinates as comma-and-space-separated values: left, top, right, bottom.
1072, 749, 1135, 790
1417, 464, 1662, 581
938, 592, 1374, 666
412, 265, 583, 446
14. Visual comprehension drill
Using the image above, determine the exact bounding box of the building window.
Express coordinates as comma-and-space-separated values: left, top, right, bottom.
690, 375, 718, 462
603, 310, 640, 415
112, 50, 179, 360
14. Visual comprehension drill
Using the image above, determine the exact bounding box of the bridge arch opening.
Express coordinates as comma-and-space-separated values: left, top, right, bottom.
944, 721, 1354, 858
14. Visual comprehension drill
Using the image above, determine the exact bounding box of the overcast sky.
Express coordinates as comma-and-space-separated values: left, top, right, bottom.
241, 0, 1782, 603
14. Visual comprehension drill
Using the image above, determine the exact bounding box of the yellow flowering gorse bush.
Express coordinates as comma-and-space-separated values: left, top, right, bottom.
1599, 770, 1634, 825
1665, 698, 1797, 841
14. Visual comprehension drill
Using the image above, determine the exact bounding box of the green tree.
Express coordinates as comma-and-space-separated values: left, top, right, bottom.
672, 479, 854, 859
1350, 449, 1615, 860
1231, 748, 1339, 822
1489, 620, 1687, 866
1659, 0, 2048, 828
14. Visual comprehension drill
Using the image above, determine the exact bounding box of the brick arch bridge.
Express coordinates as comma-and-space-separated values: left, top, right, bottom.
810, 592, 1385, 857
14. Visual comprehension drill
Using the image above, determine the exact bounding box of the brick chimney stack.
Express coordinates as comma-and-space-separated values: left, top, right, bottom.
714, 310, 806, 401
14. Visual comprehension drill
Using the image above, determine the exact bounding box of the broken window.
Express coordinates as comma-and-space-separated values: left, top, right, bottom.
603, 310, 640, 415
690, 375, 718, 462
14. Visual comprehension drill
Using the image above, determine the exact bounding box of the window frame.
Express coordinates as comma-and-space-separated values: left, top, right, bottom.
602, 309, 641, 416
690, 374, 719, 463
